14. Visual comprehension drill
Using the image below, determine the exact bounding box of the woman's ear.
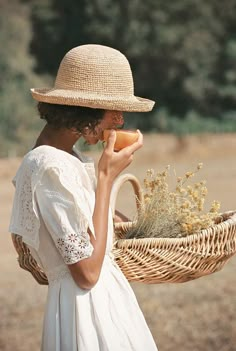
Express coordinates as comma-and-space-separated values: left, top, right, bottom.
70, 127, 82, 137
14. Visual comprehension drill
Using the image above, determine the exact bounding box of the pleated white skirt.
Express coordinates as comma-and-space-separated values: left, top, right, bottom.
41, 256, 158, 351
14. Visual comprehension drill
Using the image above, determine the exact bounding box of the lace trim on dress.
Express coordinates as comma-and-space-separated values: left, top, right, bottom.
9, 145, 96, 249
56, 232, 94, 265
9, 159, 41, 249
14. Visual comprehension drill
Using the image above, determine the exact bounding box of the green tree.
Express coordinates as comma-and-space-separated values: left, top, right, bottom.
28, 0, 236, 123
0, 1, 48, 156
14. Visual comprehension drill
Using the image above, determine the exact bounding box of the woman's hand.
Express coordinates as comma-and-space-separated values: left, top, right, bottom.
69, 130, 142, 289
98, 130, 143, 183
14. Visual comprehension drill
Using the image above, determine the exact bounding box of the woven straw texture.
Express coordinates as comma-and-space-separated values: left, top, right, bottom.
113, 213, 236, 283
12, 233, 48, 285
111, 174, 236, 283
31, 45, 155, 112
11, 174, 236, 285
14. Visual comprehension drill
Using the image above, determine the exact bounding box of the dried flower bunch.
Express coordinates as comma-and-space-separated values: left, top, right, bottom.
126, 163, 221, 239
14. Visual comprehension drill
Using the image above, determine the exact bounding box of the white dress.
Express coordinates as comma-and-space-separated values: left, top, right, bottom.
9, 145, 157, 351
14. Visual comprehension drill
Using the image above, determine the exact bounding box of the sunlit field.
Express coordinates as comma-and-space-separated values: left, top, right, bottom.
1, 133, 236, 351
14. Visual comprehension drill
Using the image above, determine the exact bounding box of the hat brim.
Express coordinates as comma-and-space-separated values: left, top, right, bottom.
31, 88, 155, 112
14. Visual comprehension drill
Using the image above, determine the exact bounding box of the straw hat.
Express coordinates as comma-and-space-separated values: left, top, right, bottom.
31, 44, 155, 112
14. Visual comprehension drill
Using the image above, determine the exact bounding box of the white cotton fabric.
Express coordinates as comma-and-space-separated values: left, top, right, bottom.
9, 145, 158, 351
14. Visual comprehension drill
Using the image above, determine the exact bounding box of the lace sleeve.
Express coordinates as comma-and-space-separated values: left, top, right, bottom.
56, 232, 93, 264
35, 166, 94, 264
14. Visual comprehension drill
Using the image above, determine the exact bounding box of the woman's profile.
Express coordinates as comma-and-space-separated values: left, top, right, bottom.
9, 44, 157, 350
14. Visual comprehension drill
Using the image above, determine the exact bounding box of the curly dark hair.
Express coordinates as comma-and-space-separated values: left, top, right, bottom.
37, 102, 105, 133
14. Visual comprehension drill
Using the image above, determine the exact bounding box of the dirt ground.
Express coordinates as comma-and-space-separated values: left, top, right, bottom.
1, 133, 236, 351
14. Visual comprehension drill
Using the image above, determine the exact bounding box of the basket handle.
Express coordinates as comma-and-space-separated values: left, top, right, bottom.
110, 173, 144, 218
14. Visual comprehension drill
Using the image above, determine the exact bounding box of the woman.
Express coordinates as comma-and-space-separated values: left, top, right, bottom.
9, 44, 157, 350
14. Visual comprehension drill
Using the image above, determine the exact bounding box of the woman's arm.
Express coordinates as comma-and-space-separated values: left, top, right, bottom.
68, 130, 143, 289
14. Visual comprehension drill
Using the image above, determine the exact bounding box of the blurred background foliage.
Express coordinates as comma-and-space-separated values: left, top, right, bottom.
1, 0, 236, 156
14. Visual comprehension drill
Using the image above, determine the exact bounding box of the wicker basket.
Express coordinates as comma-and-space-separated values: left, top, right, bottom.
111, 174, 236, 283
12, 233, 48, 285
11, 173, 236, 285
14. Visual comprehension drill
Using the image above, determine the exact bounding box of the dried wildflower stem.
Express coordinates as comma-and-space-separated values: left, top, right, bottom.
126, 163, 221, 239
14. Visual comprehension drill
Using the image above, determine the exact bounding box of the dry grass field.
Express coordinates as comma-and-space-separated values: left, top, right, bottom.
1, 133, 236, 351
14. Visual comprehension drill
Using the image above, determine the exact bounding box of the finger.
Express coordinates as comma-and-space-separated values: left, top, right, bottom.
122, 130, 143, 154
105, 129, 116, 152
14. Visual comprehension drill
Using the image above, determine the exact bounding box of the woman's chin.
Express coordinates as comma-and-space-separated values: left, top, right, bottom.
83, 137, 99, 145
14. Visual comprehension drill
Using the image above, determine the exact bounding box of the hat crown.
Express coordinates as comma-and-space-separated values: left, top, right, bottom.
31, 44, 155, 112
55, 45, 134, 96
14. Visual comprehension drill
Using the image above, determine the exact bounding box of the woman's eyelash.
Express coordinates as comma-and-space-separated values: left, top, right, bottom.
115, 123, 125, 129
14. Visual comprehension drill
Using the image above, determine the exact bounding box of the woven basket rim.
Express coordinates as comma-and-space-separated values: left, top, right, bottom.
114, 210, 236, 246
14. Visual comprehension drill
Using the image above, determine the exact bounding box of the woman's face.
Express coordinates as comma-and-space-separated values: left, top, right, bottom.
83, 110, 124, 144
